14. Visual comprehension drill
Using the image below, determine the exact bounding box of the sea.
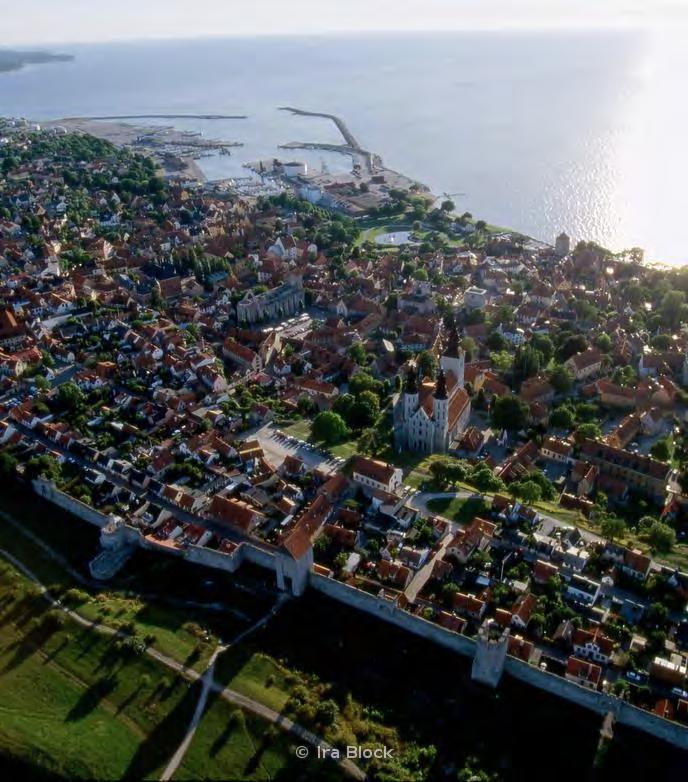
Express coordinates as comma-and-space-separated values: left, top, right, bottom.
1, 28, 688, 265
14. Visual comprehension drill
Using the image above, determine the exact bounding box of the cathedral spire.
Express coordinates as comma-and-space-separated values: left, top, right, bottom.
434, 367, 448, 400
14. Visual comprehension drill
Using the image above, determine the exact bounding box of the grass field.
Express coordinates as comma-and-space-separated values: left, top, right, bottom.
0, 557, 330, 781
425, 496, 490, 525
0, 508, 217, 671
176, 698, 340, 782
211, 590, 688, 782
0, 558, 193, 779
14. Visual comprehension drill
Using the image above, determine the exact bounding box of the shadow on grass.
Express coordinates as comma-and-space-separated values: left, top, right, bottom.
122, 680, 201, 781
0, 612, 62, 674
115, 683, 143, 715
0, 593, 46, 631
66, 674, 118, 721
243, 725, 277, 777
212, 642, 256, 691
94, 636, 126, 674
42, 637, 69, 665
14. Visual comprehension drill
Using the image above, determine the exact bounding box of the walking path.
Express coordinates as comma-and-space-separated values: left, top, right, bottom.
160, 595, 289, 781
160, 645, 223, 782
0, 548, 366, 781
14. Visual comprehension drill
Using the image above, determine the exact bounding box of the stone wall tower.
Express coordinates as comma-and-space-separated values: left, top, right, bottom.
471, 620, 510, 688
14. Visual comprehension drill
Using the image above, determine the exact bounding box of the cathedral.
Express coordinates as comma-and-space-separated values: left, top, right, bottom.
394, 322, 472, 454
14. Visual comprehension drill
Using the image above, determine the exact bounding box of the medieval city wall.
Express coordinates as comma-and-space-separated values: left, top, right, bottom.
32, 478, 112, 528
506, 657, 688, 749
312, 571, 688, 750
29, 479, 688, 749
309, 571, 477, 657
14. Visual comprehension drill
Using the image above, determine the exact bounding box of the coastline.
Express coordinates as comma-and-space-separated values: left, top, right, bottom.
0, 50, 73, 75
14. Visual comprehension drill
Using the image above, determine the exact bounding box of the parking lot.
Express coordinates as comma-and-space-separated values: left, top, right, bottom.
246, 423, 344, 475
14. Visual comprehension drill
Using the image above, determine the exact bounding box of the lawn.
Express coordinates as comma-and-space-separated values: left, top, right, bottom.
403, 454, 456, 488
282, 419, 359, 462
281, 419, 312, 442
0, 559, 195, 780
426, 496, 490, 524
205, 591, 685, 782
215, 650, 293, 713
0, 557, 313, 781
178, 697, 342, 782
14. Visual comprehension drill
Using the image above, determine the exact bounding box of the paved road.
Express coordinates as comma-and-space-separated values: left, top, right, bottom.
404, 531, 452, 603
409, 490, 606, 547
0, 547, 366, 781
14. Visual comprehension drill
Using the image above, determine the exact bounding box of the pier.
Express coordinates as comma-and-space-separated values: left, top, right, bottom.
278, 106, 379, 173
279, 106, 363, 151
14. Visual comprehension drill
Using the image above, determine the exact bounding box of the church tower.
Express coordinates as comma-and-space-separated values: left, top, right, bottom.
433, 368, 449, 452
440, 318, 465, 389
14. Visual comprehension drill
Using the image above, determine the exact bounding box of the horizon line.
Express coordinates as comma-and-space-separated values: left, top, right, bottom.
3, 22, 660, 50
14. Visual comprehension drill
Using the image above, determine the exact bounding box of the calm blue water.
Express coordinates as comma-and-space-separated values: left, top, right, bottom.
2, 30, 688, 264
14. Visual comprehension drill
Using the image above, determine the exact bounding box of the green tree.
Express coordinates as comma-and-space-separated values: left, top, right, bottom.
660, 290, 687, 330
650, 438, 672, 463
348, 390, 380, 429
461, 337, 478, 362
348, 343, 367, 366
0, 451, 18, 484
311, 411, 349, 444
650, 333, 673, 351
549, 364, 574, 394
647, 521, 676, 552
34, 375, 50, 391
513, 344, 542, 384
316, 699, 339, 726
491, 395, 529, 432
595, 333, 613, 352
532, 334, 555, 362
600, 516, 626, 542
575, 422, 603, 443
349, 372, 383, 397
557, 335, 588, 362
510, 480, 542, 504
57, 381, 84, 411
470, 463, 506, 493
550, 405, 575, 430
417, 350, 437, 378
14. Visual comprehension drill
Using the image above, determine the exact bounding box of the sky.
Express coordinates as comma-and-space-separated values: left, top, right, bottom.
2, 0, 687, 46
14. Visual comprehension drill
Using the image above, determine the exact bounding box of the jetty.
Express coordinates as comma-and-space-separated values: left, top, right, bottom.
278, 106, 378, 174
279, 106, 363, 151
